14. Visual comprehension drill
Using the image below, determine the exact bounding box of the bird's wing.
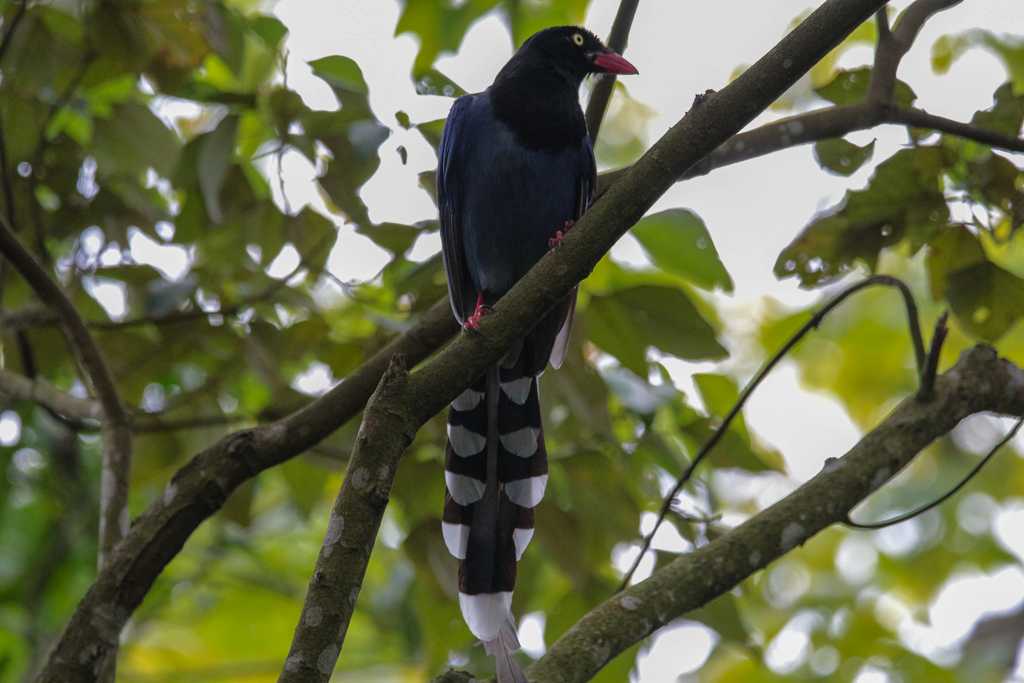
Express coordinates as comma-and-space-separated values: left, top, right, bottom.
549, 136, 596, 369
437, 95, 476, 323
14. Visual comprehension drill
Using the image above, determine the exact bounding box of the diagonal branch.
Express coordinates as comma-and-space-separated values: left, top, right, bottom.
0, 216, 132, 571
525, 345, 1024, 683
278, 357, 415, 682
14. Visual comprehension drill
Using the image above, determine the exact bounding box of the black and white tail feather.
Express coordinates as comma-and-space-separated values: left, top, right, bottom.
442, 303, 571, 682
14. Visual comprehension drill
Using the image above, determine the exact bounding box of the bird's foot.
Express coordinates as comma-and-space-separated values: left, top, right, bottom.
463, 294, 491, 331
548, 220, 575, 249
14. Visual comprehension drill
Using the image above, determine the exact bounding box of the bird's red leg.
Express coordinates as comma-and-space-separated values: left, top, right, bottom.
548, 219, 575, 249
464, 292, 490, 331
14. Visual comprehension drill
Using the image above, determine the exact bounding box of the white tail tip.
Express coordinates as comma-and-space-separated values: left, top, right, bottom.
459, 591, 513, 641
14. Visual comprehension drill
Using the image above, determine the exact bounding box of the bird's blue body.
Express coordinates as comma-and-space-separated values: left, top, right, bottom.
435, 25, 635, 682
440, 93, 594, 302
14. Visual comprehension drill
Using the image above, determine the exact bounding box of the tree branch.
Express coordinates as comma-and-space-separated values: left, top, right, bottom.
278, 357, 415, 683
0, 367, 102, 420
526, 345, 1024, 683
0, 216, 132, 571
584, 0, 640, 140
869, 0, 963, 103
597, 99, 1024, 195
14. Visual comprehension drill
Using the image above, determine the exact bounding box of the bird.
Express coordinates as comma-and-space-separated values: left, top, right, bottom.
435, 25, 637, 681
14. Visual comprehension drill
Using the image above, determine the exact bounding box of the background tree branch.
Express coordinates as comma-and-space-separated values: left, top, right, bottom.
0, 367, 103, 421
524, 345, 1024, 683
0, 217, 132, 571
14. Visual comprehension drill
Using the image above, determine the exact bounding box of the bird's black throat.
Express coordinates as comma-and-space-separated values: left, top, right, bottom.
489, 68, 588, 151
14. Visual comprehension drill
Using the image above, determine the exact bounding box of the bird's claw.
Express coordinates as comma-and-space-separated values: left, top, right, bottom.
463, 297, 491, 331
548, 220, 575, 249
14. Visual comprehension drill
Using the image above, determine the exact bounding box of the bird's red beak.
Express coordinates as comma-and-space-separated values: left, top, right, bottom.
591, 50, 638, 75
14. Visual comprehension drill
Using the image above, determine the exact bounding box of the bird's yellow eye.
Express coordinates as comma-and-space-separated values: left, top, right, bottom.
572, 33, 584, 46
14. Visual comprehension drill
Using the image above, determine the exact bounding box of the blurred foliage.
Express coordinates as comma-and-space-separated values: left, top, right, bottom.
0, 1, 1022, 683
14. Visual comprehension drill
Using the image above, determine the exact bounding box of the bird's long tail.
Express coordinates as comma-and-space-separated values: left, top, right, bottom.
442, 358, 547, 682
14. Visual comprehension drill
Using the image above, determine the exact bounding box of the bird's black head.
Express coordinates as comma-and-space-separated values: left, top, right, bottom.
499, 26, 638, 86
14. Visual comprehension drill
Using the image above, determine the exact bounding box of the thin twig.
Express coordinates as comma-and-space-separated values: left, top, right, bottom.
616, 275, 925, 591
868, 0, 964, 103
28, 56, 93, 263
584, 0, 640, 141
0, 0, 29, 64
845, 416, 1024, 530
917, 311, 948, 401
886, 105, 1024, 152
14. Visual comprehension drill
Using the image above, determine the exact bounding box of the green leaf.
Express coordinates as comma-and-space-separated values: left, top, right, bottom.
947, 262, 1024, 341
972, 82, 1024, 139
586, 285, 727, 375
413, 68, 467, 98
93, 103, 181, 178
689, 373, 784, 472
927, 229, 1024, 340
632, 209, 733, 292
602, 366, 676, 415
310, 55, 369, 95
776, 146, 948, 286
197, 115, 238, 224
813, 138, 875, 176
249, 16, 288, 50
815, 67, 916, 107
396, 0, 501, 75
286, 208, 336, 270
694, 373, 748, 439
280, 455, 328, 519
415, 118, 447, 150
357, 222, 421, 256
932, 31, 1024, 94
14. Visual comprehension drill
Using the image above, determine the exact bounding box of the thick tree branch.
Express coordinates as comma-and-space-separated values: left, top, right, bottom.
33, 299, 456, 683
0, 217, 132, 570
278, 357, 415, 683
584, 0, 640, 140
526, 345, 1024, 683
